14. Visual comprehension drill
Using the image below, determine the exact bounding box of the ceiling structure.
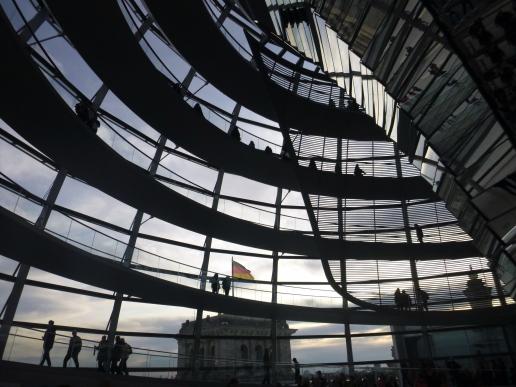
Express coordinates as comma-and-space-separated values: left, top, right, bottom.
259, 0, 516, 297
0, 0, 514, 378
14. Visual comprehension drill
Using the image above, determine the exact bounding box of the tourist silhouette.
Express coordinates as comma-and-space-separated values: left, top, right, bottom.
417, 288, 429, 311
75, 100, 100, 133
39, 320, 56, 367
118, 338, 132, 375
95, 335, 108, 372
394, 288, 402, 310
63, 329, 82, 368
414, 223, 424, 243
401, 290, 411, 311
211, 273, 220, 294
354, 164, 365, 177
309, 158, 317, 170
293, 357, 301, 384
230, 128, 241, 141
110, 335, 122, 374
262, 349, 271, 384
222, 276, 231, 296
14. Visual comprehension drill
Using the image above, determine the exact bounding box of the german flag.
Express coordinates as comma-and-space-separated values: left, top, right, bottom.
232, 260, 254, 280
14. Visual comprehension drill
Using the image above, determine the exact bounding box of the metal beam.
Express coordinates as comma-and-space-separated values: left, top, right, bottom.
0, 168, 66, 358
18, 7, 47, 43
191, 168, 224, 377
394, 144, 433, 359
105, 135, 167, 362
270, 186, 282, 383
337, 136, 354, 373
191, 104, 240, 377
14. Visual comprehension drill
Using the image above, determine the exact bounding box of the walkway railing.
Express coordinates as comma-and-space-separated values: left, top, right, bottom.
3, 326, 514, 384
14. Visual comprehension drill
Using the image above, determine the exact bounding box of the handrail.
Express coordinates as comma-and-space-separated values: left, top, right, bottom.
2, 182, 498, 311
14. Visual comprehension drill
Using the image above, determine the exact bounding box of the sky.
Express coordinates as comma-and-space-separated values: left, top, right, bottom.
0, 0, 501, 375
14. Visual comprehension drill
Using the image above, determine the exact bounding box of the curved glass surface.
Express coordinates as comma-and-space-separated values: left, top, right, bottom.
0, 0, 514, 381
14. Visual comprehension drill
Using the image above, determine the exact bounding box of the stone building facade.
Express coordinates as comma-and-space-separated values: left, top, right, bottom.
177, 314, 296, 382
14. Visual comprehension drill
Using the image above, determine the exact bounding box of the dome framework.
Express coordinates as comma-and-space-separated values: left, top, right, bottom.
0, 0, 515, 382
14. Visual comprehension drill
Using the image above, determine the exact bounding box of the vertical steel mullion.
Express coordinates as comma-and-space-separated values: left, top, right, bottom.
0, 168, 67, 358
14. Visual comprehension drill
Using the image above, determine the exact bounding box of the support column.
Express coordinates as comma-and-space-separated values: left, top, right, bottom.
191, 104, 240, 378
106, 135, 167, 354
134, 14, 154, 42
215, 0, 235, 28
492, 269, 507, 306
0, 168, 67, 358
270, 187, 282, 383
337, 137, 354, 373
305, 5, 324, 67
18, 7, 47, 42
181, 68, 196, 97
91, 84, 109, 109
191, 169, 224, 377
394, 145, 433, 359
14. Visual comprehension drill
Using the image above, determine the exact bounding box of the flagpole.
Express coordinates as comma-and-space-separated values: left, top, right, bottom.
231, 256, 234, 297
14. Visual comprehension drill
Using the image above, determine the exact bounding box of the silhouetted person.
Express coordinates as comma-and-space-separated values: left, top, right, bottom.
75, 100, 100, 134
394, 288, 402, 310
171, 82, 182, 94
313, 370, 327, 387
63, 329, 82, 368
309, 158, 317, 170
110, 335, 122, 374
354, 164, 365, 177
210, 273, 220, 294
40, 320, 56, 367
335, 162, 341, 174
95, 335, 108, 372
414, 223, 424, 243
222, 276, 231, 296
230, 128, 241, 141
262, 349, 271, 384
446, 357, 461, 385
264, 146, 272, 154
75, 100, 89, 123
417, 288, 429, 311
119, 338, 132, 375
428, 63, 446, 77
249, 141, 255, 149
347, 99, 360, 111
401, 290, 411, 311
293, 357, 301, 384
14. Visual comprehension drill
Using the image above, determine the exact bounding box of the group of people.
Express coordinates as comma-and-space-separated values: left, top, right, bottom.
38, 320, 132, 375
307, 160, 367, 176
40, 320, 83, 368
75, 100, 100, 134
287, 357, 514, 387
394, 288, 429, 311
95, 335, 133, 374
210, 273, 232, 295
